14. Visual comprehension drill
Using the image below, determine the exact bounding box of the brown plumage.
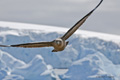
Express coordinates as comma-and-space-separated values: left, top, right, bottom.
0, 0, 103, 52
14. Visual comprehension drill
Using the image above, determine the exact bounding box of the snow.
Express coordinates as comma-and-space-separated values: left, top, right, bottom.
0, 21, 120, 80
0, 21, 120, 43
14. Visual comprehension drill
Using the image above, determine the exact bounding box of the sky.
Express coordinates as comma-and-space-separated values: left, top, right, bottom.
0, 0, 120, 35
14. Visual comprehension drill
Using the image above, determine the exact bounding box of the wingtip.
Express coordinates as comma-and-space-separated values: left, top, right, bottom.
0, 45, 10, 47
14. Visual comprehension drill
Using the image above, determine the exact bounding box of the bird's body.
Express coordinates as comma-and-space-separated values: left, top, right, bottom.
0, 0, 103, 52
52, 38, 65, 52
52, 38, 69, 52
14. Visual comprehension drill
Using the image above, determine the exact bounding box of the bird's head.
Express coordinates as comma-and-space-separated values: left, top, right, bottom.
54, 39, 62, 46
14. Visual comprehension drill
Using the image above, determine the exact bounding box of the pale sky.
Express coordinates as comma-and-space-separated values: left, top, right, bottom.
0, 0, 120, 35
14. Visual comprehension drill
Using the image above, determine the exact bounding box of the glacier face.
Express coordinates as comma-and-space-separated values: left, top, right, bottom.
0, 22, 120, 80
0, 50, 56, 80
60, 52, 120, 80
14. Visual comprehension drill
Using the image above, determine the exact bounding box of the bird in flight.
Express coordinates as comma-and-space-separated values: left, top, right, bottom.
0, 0, 103, 52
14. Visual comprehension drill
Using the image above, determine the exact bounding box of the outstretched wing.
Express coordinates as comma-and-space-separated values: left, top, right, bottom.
0, 42, 53, 48
61, 0, 103, 40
